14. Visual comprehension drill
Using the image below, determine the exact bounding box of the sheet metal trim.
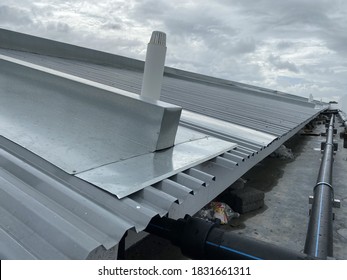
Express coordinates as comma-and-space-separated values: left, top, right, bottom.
77, 136, 237, 198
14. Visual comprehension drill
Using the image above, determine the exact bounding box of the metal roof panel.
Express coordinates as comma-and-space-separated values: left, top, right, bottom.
77, 136, 236, 198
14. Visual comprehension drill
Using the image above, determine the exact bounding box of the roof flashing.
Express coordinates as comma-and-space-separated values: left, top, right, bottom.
0, 55, 182, 173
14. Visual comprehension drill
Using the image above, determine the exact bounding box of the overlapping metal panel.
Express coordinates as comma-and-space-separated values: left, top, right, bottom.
77, 136, 236, 198
0, 136, 238, 259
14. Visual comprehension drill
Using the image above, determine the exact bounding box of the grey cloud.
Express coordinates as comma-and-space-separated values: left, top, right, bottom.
230, 0, 339, 37
231, 37, 256, 54
202, 35, 256, 56
0, 3, 75, 40
324, 29, 347, 55
232, 0, 334, 21
0, 0, 345, 102
277, 76, 305, 85
274, 2, 333, 29
102, 22, 123, 31
277, 41, 294, 50
268, 54, 300, 73
0, 5, 33, 25
132, 0, 171, 19
46, 22, 71, 33
131, 0, 239, 50
162, 15, 254, 57
130, 0, 173, 30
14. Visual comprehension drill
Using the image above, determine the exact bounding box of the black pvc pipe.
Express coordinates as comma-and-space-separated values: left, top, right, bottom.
304, 115, 335, 258
146, 216, 315, 260
205, 227, 313, 260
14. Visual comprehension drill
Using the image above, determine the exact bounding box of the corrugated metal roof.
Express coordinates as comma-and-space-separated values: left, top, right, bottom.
0, 54, 237, 199
0, 47, 319, 138
0, 135, 241, 259
0, 29, 327, 259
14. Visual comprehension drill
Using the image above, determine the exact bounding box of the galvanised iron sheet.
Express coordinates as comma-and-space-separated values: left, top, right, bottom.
77, 135, 237, 198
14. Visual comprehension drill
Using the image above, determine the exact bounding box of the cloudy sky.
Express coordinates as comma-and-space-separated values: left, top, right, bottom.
1, 0, 346, 105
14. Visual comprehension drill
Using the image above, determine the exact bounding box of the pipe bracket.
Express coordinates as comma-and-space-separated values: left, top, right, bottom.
314, 181, 333, 192
333, 199, 341, 208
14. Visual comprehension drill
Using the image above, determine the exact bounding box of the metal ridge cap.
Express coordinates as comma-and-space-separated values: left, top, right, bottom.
0, 54, 180, 110
0, 28, 144, 70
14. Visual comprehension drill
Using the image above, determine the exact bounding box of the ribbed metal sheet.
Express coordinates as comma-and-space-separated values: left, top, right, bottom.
0, 136, 236, 259
0, 48, 319, 137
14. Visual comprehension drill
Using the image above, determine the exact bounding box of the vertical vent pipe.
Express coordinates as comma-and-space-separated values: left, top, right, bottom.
141, 31, 167, 101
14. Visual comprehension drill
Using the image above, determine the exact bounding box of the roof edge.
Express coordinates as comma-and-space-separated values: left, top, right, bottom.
0, 28, 144, 70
